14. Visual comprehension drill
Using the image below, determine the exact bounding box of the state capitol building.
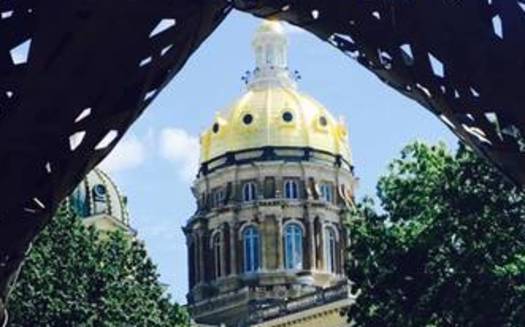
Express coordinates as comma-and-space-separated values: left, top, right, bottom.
184, 21, 357, 327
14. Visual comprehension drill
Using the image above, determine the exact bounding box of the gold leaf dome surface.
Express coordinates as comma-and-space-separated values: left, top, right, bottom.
199, 21, 351, 165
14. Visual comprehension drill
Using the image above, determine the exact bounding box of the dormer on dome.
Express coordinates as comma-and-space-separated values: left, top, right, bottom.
199, 21, 352, 167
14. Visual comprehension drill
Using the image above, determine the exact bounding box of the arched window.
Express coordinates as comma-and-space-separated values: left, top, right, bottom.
266, 47, 273, 64
92, 184, 108, 215
243, 182, 257, 202
93, 184, 107, 202
243, 227, 260, 273
320, 183, 333, 203
284, 180, 299, 199
324, 227, 337, 273
284, 223, 303, 270
213, 233, 223, 279
70, 187, 89, 217
213, 188, 225, 207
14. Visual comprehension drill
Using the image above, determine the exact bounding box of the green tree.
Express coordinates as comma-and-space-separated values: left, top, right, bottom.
347, 142, 525, 327
8, 207, 189, 326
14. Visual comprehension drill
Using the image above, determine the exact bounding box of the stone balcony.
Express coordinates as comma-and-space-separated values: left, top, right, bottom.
189, 281, 353, 326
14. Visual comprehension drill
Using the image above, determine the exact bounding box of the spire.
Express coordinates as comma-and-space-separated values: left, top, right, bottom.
247, 20, 296, 89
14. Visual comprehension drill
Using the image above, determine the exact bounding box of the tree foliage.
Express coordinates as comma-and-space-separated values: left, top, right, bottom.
347, 142, 525, 327
8, 207, 189, 326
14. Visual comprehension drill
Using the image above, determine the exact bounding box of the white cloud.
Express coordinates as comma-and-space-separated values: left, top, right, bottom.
98, 135, 146, 173
159, 128, 199, 182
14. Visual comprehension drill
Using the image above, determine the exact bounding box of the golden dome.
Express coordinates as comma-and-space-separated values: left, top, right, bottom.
199, 21, 351, 164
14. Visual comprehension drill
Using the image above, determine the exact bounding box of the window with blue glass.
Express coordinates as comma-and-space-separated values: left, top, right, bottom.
284, 179, 299, 199
324, 227, 337, 273
243, 226, 260, 273
92, 184, 108, 215
70, 187, 89, 217
284, 223, 303, 270
243, 182, 257, 202
320, 183, 333, 203
93, 184, 107, 201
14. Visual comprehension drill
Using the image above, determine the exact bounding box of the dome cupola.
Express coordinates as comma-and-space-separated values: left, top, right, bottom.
250, 20, 293, 89
199, 21, 352, 167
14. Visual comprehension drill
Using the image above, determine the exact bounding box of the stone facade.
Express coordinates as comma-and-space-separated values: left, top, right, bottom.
184, 148, 356, 326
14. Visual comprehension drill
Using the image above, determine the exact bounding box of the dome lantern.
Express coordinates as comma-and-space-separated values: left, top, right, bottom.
249, 20, 295, 89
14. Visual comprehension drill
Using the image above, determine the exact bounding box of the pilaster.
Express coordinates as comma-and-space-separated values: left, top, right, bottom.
308, 217, 316, 271
319, 221, 325, 271
229, 221, 237, 275
277, 217, 284, 269
197, 230, 205, 282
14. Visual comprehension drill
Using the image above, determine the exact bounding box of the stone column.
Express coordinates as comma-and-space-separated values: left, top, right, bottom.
340, 226, 347, 275
261, 217, 267, 271
319, 221, 325, 271
229, 222, 237, 275
187, 233, 196, 289
192, 232, 199, 284
220, 226, 226, 278
308, 218, 316, 271
197, 231, 205, 282
277, 217, 284, 269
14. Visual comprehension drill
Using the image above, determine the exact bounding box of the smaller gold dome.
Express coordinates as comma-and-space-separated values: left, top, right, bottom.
199, 21, 351, 165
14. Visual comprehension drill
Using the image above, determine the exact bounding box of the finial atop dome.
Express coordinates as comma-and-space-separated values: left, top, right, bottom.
249, 20, 295, 89
256, 20, 285, 34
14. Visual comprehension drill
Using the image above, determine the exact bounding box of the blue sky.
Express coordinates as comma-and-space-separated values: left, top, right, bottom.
98, 11, 458, 303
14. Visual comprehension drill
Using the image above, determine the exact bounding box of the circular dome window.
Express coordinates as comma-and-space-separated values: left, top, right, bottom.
319, 116, 328, 127
212, 123, 220, 133
282, 111, 294, 123
93, 184, 107, 201
243, 114, 254, 125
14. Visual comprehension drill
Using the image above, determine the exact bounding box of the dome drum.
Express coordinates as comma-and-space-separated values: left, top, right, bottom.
191, 165, 355, 217
199, 145, 353, 177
